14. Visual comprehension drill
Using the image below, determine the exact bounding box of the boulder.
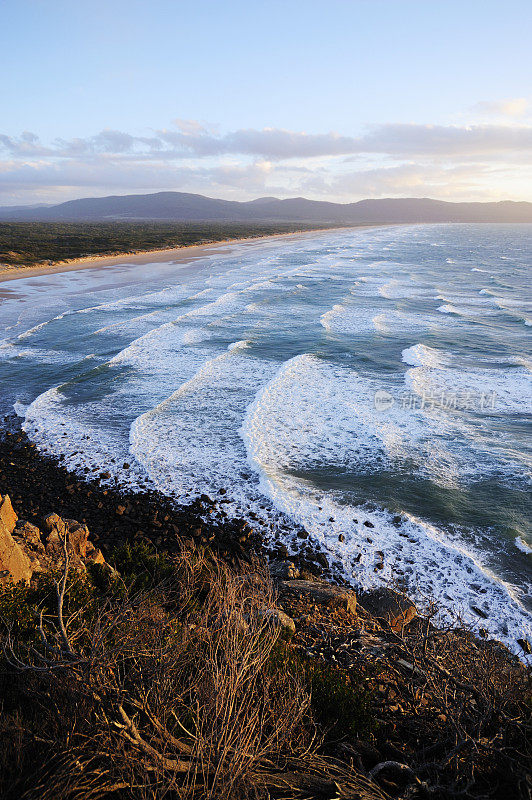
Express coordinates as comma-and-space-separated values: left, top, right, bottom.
14, 520, 44, 550
43, 512, 66, 535
280, 579, 357, 615
359, 588, 417, 632
315, 552, 329, 569
269, 559, 300, 580
44, 515, 105, 567
12, 520, 47, 574
517, 638, 531, 655
258, 608, 296, 638
63, 519, 92, 558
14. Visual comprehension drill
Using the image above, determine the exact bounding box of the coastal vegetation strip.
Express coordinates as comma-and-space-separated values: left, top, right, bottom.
0, 221, 348, 270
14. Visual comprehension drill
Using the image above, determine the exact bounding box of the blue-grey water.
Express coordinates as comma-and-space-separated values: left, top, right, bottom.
0, 224, 530, 654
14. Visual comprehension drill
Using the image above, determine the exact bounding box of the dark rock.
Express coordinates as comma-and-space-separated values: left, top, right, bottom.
299, 568, 321, 581
517, 638, 531, 655
298, 558, 322, 577
280, 579, 357, 615
359, 587, 417, 632
269, 559, 300, 580
363, 520, 374, 528
316, 552, 329, 569
355, 740, 382, 769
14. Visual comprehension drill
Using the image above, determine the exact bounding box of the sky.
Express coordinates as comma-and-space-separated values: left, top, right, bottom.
1, 0, 531, 205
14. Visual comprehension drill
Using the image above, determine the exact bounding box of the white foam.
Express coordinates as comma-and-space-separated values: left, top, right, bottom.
22, 386, 138, 482
242, 354, 532, 654
321, 305, 431, 336
378, 279, 409, 299
227, 340, 250, 351
17, 312, 71, 339
13, 401, 28, 417
129, 347, 279, 500
515, 537, 532, 555
405, 365, 532, 416
438, 304, 457, 314
372, 311, 432, 334
402, 343, 445, 368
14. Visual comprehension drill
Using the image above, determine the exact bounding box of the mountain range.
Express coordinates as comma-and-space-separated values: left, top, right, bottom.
1, 192, 531, 223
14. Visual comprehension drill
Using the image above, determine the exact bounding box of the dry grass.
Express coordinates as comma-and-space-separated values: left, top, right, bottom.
0, 542, 388, 800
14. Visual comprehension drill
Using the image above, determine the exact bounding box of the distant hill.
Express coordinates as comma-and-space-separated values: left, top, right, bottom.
1, 192, 531, 223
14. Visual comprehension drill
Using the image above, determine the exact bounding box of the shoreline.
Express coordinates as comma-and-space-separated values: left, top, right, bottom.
1, 414, 529, 665
0, 224, 380, 284
1, 222, 530, 661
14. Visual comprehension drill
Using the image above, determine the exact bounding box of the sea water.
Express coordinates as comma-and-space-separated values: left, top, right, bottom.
0, 224, 530, 655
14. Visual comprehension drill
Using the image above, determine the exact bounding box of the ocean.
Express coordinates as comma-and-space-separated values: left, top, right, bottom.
0, 223, 530, 654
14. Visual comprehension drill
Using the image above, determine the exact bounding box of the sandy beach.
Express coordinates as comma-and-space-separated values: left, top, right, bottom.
0, 226, 374, 285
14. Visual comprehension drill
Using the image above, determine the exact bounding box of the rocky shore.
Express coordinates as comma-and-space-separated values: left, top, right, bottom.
0, 424, 530, 799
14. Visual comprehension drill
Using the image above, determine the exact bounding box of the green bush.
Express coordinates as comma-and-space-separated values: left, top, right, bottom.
270, 642, 375, 739
0, 571, 98, 642
0, 221, 338, 268
109, 541, 174, 592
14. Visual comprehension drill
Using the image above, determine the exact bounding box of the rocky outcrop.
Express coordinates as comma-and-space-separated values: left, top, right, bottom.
359, 588, 417, 633
279, 579, 357, 615
0, 493, 18, 532
0, 495, 107, 585
42, 513, 105, 568
0, 495, 33, 585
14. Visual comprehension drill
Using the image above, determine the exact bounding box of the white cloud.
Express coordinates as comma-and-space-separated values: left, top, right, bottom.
473, 98, 529, 118
4, 122, 532, 163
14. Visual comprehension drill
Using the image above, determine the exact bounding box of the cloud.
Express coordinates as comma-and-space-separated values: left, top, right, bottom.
172, 118, 217, 136
142, 122, 532, 159
355, 123, 532, 158
0, 156, 283, 203
0, 132, 52, 157
473, 98, 529, 118
157, 127, 369, 159
3, 121, 532, 164
1, 118, 531, 204
301, 162, 505, 201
